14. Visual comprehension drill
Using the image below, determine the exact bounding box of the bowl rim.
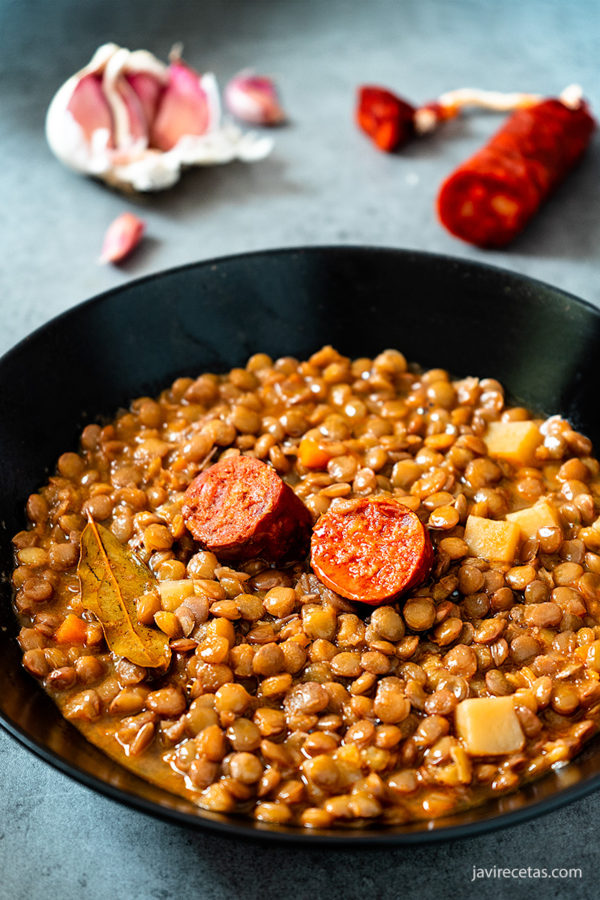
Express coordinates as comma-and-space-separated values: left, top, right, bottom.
2, 243, 600, 844
2, 244, 600, 374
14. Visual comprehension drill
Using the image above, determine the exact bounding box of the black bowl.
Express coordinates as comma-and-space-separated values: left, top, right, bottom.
2, 246, 600, 844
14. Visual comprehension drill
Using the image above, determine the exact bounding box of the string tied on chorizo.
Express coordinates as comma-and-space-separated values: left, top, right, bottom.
356, 83, 547, 152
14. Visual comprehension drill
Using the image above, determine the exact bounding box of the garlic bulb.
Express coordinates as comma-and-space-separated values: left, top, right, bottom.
46, 43, 273, 191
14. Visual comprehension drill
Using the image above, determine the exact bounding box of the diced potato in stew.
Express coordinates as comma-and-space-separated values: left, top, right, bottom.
158, 580, 195, 611
455, 697, 525, 755
485, 420, 541, 465
506, 499, 560, 540
463, 515, 520, 563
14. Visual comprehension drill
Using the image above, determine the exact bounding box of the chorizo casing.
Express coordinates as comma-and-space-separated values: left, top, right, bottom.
182, 455, 312, 562
311, 497, 433, 605
437, 98, 595, 247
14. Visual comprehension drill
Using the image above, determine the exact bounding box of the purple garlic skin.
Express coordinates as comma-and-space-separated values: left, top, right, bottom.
225, 70, 286, 125
46, 43, 273, 192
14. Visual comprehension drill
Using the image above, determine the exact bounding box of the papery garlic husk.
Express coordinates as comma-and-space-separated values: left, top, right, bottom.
225, 70, 286, 125
46, 43, 273, 192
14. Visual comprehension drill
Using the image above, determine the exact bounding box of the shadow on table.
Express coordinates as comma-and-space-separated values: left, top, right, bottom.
503, 150, 600, 262
123, 155, 306, 223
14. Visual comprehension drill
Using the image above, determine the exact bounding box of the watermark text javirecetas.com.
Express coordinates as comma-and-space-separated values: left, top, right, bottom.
470, 866, 582, 881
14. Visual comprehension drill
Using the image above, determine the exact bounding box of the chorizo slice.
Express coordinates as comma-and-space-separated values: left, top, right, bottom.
182, 455, 312, 562
311, 497, 433, 605
437, 98, 595, 247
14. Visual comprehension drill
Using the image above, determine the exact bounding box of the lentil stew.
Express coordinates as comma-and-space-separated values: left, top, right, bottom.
12, 345, 600, 828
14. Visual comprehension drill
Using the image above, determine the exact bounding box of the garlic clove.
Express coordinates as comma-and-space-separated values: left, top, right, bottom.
124, 50, 168, 127
150, 59, 215, 151
112, 78, 148, 147
46, 42, 121, 171
100, 212, 145, 263
66, 74, 115, 146
103, 48, 149, 149
126, 72, 165, 126
225, 70, 286, 125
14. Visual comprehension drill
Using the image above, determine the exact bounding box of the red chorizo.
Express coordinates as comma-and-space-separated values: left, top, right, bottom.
437, 98, 595, 247
356, 85, 416, 152
311, 497, 433, 605
182, 455, 312, 562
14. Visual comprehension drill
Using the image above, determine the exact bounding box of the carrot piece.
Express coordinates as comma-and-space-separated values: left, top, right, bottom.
298, 437, 333, 470
55, 614, 88, 645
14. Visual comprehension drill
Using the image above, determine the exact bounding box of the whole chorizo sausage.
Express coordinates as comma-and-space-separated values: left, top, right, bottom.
182, 455, 312, 562
311, 497, 433, 605
437, 98, 595, 247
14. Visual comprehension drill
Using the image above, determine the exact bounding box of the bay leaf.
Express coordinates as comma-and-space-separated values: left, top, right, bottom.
78, 516, 171, 669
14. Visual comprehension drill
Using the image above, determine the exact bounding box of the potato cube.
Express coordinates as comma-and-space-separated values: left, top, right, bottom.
506, 500, 559, 540
485, 420, 541, 465
455, 696, 525, 755
159, 579, 194, 611
463, 515, 520, 563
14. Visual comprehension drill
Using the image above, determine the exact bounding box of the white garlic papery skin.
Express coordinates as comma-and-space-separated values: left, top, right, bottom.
225, 70, 286, 125
46, 43, 273, 191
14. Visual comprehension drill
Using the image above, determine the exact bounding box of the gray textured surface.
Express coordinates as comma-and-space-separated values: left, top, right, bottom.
1, 0, 599, 897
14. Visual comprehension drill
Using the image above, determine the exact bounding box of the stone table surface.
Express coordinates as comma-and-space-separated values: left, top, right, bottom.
1, 0, 599, 897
